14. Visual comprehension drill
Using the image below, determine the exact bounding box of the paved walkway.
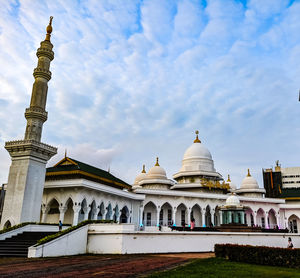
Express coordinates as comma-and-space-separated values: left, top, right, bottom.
0, 253, 214, 278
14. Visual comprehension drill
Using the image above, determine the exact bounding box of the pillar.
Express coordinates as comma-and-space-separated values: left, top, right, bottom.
241, 212, 245, 224
156, 207, 160, 226
202, 212, 206, 227
172, 207, 177, 226
264, 212, 268, 229
228, 212, 232, 223
72, 204, 81, 226
41, 206, 50, 223
92, 208, 100, 220
211, 209, 215, 226
253, 212, 257, 226
220, 211, 223, 225
59, 206, 67, 223
139, 206, 144, 226
187, 208, 191, 227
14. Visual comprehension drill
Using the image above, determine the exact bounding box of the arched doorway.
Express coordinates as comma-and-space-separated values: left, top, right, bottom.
161, 202, 172, 226
64, 198, 74, 225
78, 199, 87, 223
88, 200, 97, 220
120, 206, 129, 223
176, 203, 188, 227
143, 201, 157, 226
288, 214, 299, 233
3, 220, 11, 229
191, 204, 202, 227
98, 202, 105, 220
47, 199, 60, 224
268, 209, 277, 229
105, 203, 112, 220
256, 208, 265, 228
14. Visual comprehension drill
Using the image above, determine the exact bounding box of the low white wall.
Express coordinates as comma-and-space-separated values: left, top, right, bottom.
28, 225, 88, 258
88, 229, 300, 254
0, 224, 63, 241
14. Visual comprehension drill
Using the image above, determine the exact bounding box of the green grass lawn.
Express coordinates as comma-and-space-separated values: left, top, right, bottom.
147, 257, 300, 278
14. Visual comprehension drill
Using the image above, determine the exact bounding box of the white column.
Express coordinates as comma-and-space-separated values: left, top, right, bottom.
202, 212, 206, 227
72, 204, 81, 226
253, 212, 257, 226
220, 211, 223, 225
59, 206, 67, 223
276, 212, 280, 229
241, 212, 245, 224
187, 208, 191, 227
41, 206, 50, 223
83, 206, 90, 221
139, 206, 144, 227
211, 209, 215, 226
92, 208, 100, 220
228, 212, 232, 223
264, 212, 269, 229
156, 207, 160, 226
172, 207, 177, 226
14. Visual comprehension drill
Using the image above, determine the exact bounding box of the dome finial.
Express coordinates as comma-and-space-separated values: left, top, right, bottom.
45, 16, 53, 41
247, 169, 251, 177
142, 164, 146, 173
227, 174, 231, 182
194, 130, 201, 143
155, 157, 160, 166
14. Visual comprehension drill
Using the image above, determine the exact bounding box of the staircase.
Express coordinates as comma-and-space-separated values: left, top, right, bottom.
0, 231, 57, 257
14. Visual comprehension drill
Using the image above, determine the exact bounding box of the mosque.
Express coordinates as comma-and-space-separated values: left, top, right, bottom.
0, 18, 299, 246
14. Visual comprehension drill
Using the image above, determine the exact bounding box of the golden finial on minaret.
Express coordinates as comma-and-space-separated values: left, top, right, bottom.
227, 174, 231, 182
194, 130, 201, 143
247, 169, 251, 177
45, 16, 53, 41
142, 164, 146, 173
155, 157, 160, 166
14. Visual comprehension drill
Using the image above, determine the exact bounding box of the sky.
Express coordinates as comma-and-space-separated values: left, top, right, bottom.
0, 0, 299, 188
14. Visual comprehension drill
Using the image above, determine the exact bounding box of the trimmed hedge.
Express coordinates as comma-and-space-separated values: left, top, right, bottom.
0, 222, 64, 235
215, 244, 300, 268
36, 219, 115, 246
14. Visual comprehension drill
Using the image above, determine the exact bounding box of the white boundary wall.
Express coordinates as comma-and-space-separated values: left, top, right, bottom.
87, 225, 300, 254
28, 225, 88, 258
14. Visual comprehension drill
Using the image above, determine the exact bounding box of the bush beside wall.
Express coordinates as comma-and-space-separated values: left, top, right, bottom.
215, 244, 300, 268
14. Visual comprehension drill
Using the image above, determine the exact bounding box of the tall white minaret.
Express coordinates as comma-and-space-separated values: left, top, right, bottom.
1, 17, 57, 228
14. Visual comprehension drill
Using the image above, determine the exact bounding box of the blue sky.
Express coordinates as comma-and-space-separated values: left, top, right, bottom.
0, 0, 299, 187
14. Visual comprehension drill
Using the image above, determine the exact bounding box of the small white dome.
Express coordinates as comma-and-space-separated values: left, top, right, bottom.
134, 165, 147, 184
147, 158, 167, 180
226, 193, 240, 207
240, 169, 259, 190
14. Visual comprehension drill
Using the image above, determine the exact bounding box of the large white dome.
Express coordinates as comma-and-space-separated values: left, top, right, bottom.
178, 132, 216, 174
240, 169, 259, 189
183, 142, 212, 160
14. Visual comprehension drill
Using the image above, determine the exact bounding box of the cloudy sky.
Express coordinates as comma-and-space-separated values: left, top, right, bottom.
0, 0, 299, 187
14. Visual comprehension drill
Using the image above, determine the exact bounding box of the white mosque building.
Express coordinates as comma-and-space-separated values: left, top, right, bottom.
39, 131, 299, 233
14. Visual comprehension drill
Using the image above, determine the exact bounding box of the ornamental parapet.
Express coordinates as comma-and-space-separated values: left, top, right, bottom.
33, 68, 52, 81
36, 47, 54, 60
200, 178, 230, 190
25, 107, 48, 122
5, 139, 57, 161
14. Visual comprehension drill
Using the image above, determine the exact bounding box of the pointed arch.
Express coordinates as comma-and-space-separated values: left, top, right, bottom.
64, 197, 74, 225
143, 201, 157, 226
176, 203, 188, 227
191, 204, 202, 227
288, 214, 300, 233
161, 202, 172, 226
120, 206, 129, 223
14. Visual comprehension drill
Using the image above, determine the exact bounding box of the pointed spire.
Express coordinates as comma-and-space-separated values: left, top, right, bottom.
194, 130, 201, 143
64, 149, 67, 158
45, 16, 53, 41
155, 157, 160, 166
247, 169, 251, 177
142, 164, 146, 173
227, 174, 231, 182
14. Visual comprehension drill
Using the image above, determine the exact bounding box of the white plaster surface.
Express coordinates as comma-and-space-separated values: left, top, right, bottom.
28, 225, 88, 258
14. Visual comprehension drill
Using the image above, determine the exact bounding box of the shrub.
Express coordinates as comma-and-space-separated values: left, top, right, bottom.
215, 244, 300, 268
36, 219, 115, 246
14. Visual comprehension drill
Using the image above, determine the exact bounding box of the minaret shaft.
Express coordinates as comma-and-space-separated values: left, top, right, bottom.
24, 38, 54, 141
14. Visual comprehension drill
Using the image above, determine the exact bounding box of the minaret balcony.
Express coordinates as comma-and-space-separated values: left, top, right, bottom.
25, 107, 48, 122
33, 68, 51, 81
36, 47, 54, 60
